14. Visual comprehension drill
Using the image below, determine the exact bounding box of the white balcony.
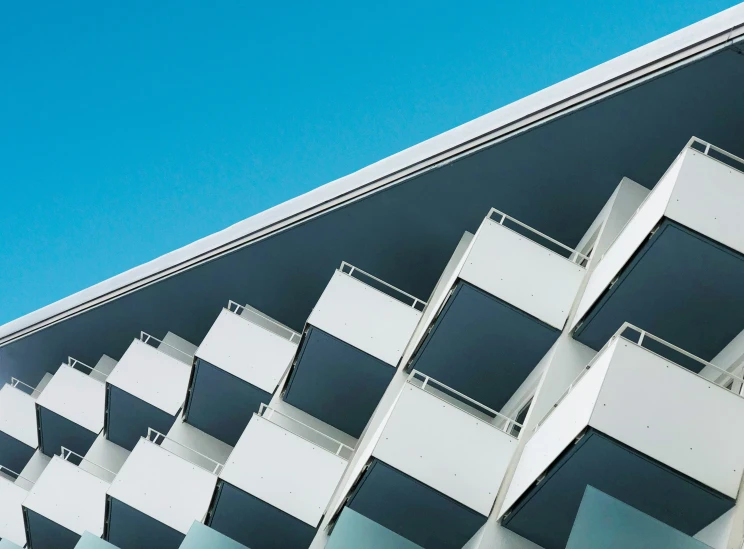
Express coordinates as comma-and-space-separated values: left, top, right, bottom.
409, 209, 585, 413
573, 138, 744, 360
185, 302, 299, 445
0, 467, 31, 547
35, 359, 107, 457
283, 263, 423, 437
209, 406, 350, 548
22, 454, 111, 547
501, 323, 744, 549
0, 381, 38, 472
105, 332, 195, 450
106, 434, 219, 549
343, 371, 519, 549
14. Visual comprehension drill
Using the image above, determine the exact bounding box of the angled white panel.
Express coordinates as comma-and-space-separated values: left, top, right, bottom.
666, 148, 744, 255
590, 340, 744, 498
36, 365, 105, 433
220, 415, 347, 526
23, 457, 109, 537
196, 309, 298, 393
460, 219, 585, 329
107, 439, 217, 534
159, 332, 197, 365
0, 385, 37, 448
308, 271, 422, 366
18, 451, 50, 485
374, 383, 517, 515
572, 153, 682, 329
164, 420, 233, 471
93, 355, 118, 377
83, 434, 130, 477
35, 373, 54, 398
500, 344, 613, 516
106, 339, 191, 415
0, 477, 28, 546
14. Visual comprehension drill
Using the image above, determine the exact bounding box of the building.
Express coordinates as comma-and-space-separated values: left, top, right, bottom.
1, 5, 744, 549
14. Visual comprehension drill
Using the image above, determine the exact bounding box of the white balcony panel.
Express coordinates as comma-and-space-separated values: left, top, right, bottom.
308, 270, 422, 366
220, 415, 347, 526
36, 365, 105, 433
18, 451, 50, 485
196, 309, 297, 393
23, 456, 109, 537
0, 385, 37, 449
107, 339, 191, 415
460, 218, 585, 329
83, 434, 130, 479
107, 439, 217, 535
0, 477, 28, 546
159, 332, 197, 365
374, 382, 517, 515
665, 148, 744, 255
163, 420, 232, 471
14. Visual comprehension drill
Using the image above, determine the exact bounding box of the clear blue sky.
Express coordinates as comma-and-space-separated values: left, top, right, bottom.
0, 0, 739, 325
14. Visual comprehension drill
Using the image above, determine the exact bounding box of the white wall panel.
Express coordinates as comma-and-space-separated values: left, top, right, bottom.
572, 153, 682, 329
107, 439, 217, 534
220, 415, 347, 526
590, 340, 744, 498
36, 365, 105, 433
373, 383, 517, 515
106, 339, 191, 415
196, 309, 297, 393
499, 342, 613, 516
0, 385, 37, 449
460, 219, 585, 329
0, 478, 27, 546
23, 456, 109, 536
308, 271, 422, 366
666, 149, 744, 255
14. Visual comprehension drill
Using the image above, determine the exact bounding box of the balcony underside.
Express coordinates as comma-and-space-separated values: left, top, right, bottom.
502, 428, 734, 549
208, 481, 316, 549
23, 508, 80, 549
37, 407, 97, 458
346, 459, 486, 549
183, 358, 271, 446
105, 385, 177, 451
410, 282, 559, 411
106, 496, 184, 549
574, 220, 744, 361
0, 430, 35, 473
283, 327, 395, 438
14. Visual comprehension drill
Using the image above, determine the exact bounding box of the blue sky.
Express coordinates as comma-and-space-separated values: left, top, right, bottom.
0, 0, 739, 325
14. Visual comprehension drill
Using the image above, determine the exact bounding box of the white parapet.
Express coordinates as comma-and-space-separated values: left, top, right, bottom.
23, 456, 110, 538
460, 211, 586, 330
502, 327, 744, 515
196, 306, 299, 394
308, 266, 423, 367
573, 139, 744, 330
220, 408, 349, 527
373, 373, 518, 516
0, 383, 37, 451
107, 437, 218, 535
0, 475, 29, 547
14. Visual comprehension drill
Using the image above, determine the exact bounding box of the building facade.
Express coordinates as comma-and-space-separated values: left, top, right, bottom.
1, 5, 744, 549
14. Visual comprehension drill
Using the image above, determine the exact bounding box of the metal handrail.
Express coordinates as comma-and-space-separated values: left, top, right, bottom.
258, 404, 354, 459
407, 370, 522, 437
690, 137, 744, 175
140, 332, 194, 362
60, 446, 117, 482
67, 357, 108, 381
536, 321, 744, 432
0, 464, 35, 489
10, 377, 40, 397
146, 428, 224, 475
339, 262, 427, 311
227, 300, 302, 344
487, 208, 589, 264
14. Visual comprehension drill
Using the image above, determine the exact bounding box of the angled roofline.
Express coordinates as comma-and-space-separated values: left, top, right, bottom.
2, 5, 744, 347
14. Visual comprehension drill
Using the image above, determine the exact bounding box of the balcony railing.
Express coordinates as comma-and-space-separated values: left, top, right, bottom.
146, 427, 224, 475
0, 463, 35, 490
258, 404, 354, 460
340, 262, 427, 311
140, 331, 194, 363
407, 370, 522, 437
67, 356, 108, 382
537, 321, 744, 432
60, 446, 117, 483
227, 300, 302, 344
487, 208, 590, 266
688, 137, 744, 175
10, 377, 40, 398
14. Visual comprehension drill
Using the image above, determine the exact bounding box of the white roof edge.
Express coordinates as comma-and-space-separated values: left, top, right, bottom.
2, 5, 744, 344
